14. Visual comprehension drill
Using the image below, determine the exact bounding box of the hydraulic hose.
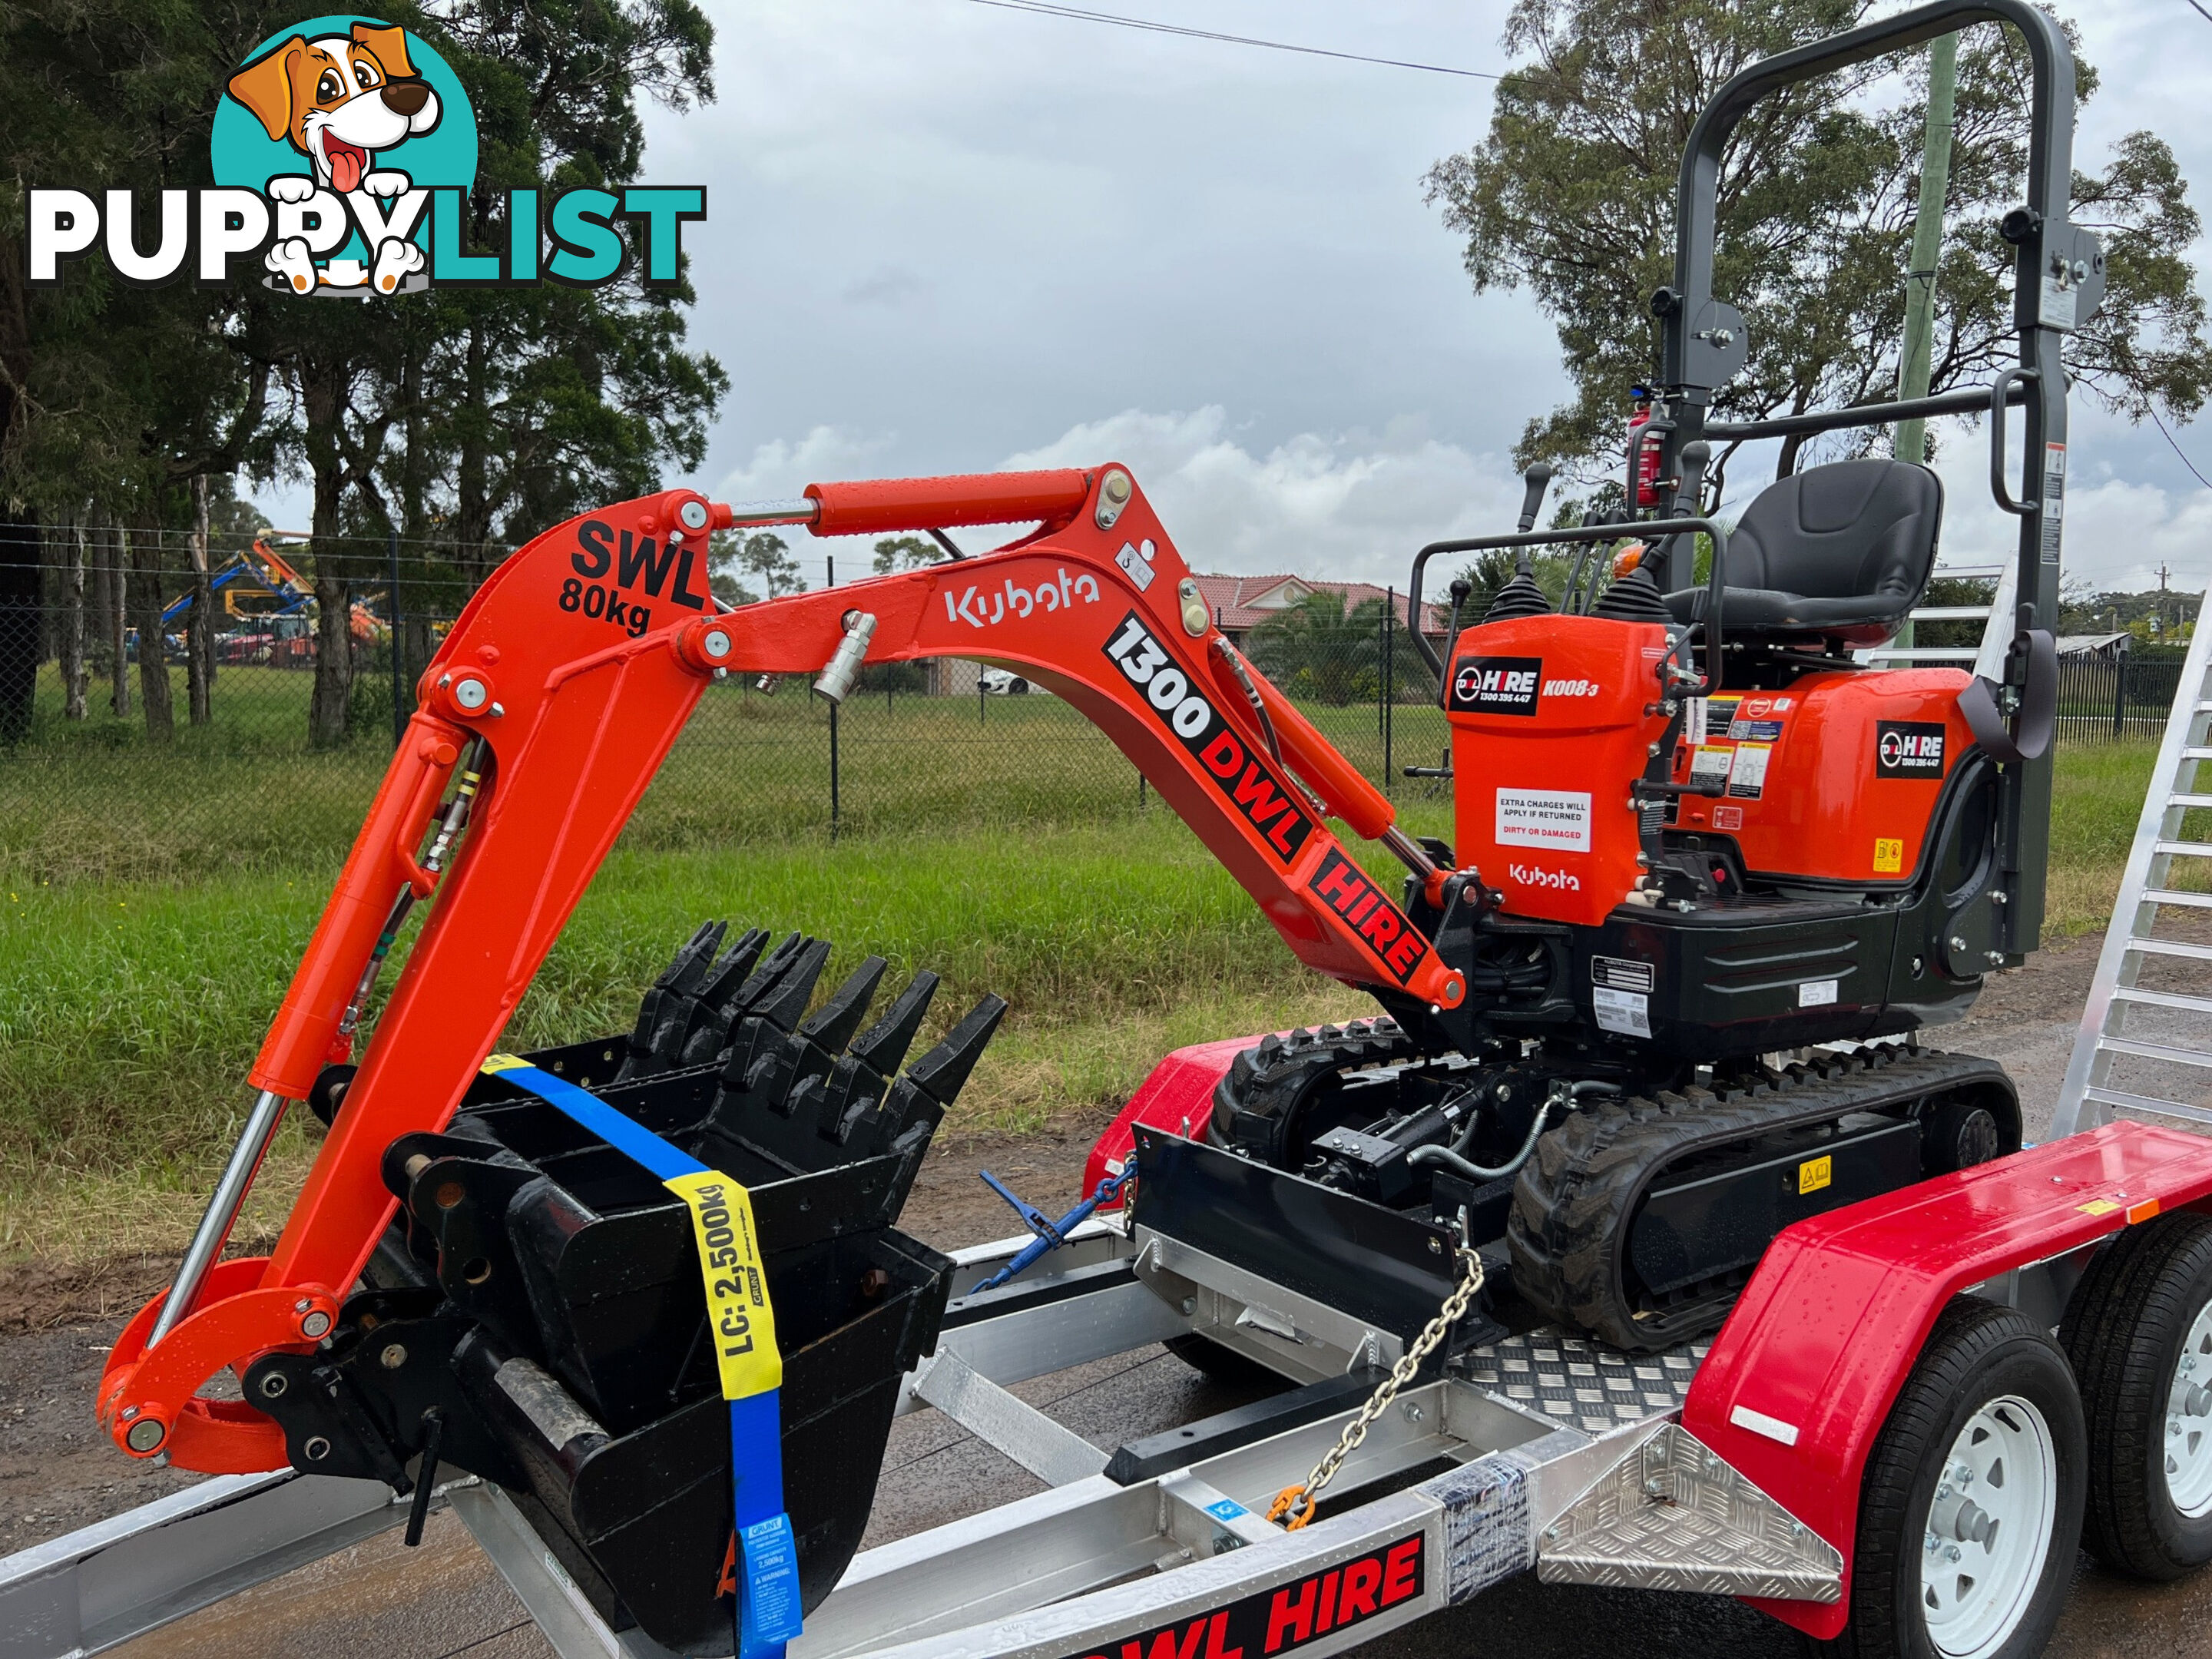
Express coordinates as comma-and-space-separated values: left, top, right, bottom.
1412, 1079, 1621, 1183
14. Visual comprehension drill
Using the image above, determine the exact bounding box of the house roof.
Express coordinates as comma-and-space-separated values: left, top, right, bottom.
1190, 573, 1445, 634
2055, 632, 2133, 655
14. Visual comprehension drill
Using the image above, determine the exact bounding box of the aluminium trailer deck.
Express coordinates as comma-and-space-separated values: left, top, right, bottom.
4, 1211, 1886, 1659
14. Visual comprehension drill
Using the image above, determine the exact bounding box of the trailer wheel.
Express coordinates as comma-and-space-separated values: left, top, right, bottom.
1821, 1297, 2084, 1659
2058, 1211, 2212, 1580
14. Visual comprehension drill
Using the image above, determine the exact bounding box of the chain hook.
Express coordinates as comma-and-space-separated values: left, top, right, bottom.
1266, 1247, 1485, 1531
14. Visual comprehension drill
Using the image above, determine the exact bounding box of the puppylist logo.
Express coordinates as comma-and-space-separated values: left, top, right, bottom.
28, 15, 703, 300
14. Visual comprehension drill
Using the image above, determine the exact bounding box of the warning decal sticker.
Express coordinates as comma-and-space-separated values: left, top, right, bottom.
1727, 744, 1770, 800
1495, 788, 1592, 853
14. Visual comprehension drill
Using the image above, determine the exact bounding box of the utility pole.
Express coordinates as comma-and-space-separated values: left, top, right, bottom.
388, 527, 406, 747
1892, 32, 1957, 659
1893, 32, 1958, 469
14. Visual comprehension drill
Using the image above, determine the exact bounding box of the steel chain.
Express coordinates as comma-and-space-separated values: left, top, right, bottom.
1267, 1248, 1485, 1530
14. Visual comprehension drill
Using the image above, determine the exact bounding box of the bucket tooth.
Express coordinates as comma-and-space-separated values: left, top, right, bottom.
700, 927, 770, 1008
797, 955, 889, 1058
731, 932, 813, 1015
619, 921, 728, 1080
674, 928, 771, 1065
795, 972, 942, 1151
849, 970, 940, 1077
902, 993, 1009, 1110
709, 956, 886, 1144
711, 941, 838, 1114
750, 937, 833, 1032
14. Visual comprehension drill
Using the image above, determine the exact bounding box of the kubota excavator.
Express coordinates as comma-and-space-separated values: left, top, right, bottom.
92, 0, 2095, 1651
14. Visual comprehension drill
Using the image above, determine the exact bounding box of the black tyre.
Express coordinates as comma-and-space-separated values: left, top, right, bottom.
1163, 1333, 1279, 1388
2058, 1211, 2212, 1580
1820, 1297, 2084, 1659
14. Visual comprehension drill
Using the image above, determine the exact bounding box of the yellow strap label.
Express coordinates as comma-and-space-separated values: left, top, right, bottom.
482, 1051, 528, 1072
664, 1169, 783, 1400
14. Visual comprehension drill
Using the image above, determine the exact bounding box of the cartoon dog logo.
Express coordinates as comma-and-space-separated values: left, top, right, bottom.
225, 22, 440, 296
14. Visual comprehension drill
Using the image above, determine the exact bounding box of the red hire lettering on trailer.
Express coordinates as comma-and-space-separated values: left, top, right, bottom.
1056, 1532, 1425, 1659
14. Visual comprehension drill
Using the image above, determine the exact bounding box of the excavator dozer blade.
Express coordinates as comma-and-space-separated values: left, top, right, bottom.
253, 926, 1006, 1656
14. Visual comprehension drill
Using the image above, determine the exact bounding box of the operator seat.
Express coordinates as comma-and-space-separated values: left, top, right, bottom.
1664, 457, 1942, 650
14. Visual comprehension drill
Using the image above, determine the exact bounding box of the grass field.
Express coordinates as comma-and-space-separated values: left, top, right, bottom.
0, 679, 2161, 1263
3, 661, 1449, 885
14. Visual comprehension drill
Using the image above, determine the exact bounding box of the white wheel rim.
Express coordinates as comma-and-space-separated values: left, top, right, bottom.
2164, 1300, 2212, 1517
1919, 1393, 2057, 1659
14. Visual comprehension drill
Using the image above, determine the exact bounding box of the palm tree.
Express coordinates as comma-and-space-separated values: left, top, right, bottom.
1246, 591, 1382, 705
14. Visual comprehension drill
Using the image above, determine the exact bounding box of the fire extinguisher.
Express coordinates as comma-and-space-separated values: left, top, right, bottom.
1627, 390, 1664, 508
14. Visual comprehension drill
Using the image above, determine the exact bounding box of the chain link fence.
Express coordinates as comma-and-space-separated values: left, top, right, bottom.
0, 529, 1459, 886
0, 525, 2177, 888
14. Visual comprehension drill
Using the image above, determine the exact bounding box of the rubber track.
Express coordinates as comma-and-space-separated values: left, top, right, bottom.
1507, 1045, 2015, 1353
1209, 1018, 1421, 1163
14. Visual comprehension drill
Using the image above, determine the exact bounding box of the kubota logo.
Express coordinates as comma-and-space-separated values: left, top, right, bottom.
945, 570, 1101, 630
1508, 863, 1581, 891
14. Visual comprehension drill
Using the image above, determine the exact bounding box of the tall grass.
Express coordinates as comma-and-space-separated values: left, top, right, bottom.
0, 715, 2157, 1263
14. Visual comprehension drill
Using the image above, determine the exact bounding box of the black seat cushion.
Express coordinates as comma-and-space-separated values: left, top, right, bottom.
1665, 458, 1942, 648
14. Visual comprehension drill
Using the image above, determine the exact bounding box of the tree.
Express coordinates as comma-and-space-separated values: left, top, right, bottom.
1458, 548, 1577, 621
1424, 0, 2212, 500
710, 571, 760, 608
714, 530, 800, 599
873, 534, 942, 574
0, 0, 274, 741
1244, 591, 1382, 706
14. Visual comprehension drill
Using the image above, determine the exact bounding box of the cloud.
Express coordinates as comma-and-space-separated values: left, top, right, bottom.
840, 265, 928, 307
996, 406, 1526, 584
719, 406, 1532, 586
714, 425, 895, 504
1930, 452, 2212, 594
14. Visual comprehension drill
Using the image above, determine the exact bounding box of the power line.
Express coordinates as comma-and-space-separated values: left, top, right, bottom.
961, 0, 1501, 79
2151, 406, 2212, 492
2185, 0, 2212, 28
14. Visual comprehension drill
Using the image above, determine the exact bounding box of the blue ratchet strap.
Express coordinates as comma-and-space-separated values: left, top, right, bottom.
481, 1055, 801, 1659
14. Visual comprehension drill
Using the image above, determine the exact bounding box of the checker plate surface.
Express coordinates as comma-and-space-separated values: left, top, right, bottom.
1461, 1331, 1708, 1435
1535, 1421, 1843, 1601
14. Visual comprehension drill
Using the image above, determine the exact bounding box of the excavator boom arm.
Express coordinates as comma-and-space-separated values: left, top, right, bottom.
101, 465, 1465, 1472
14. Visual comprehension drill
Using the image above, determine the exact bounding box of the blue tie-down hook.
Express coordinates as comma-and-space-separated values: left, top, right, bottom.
972, 1158, 1137, 1293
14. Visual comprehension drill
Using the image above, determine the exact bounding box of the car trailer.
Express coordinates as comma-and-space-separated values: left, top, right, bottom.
12, 1104, 2212, 1659
15, 0, 2212, 1654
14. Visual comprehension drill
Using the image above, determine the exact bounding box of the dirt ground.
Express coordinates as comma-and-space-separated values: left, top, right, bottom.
6, 932, 2206, 1657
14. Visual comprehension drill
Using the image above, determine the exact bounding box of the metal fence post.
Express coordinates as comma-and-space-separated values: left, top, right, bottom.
827, 552, 840, 842
1383, 587, 1395, 791
2114, 649, 2127, 740
388, 528, 406, 747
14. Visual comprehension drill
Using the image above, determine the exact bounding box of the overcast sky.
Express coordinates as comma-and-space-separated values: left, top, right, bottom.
264, 0, 2212, 595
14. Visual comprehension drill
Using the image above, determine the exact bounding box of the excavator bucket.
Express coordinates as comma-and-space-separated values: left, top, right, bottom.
255, 926, 1005, 1656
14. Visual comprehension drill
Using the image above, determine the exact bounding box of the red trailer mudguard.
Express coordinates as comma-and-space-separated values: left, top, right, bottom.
1684, 1121, 2212, 1640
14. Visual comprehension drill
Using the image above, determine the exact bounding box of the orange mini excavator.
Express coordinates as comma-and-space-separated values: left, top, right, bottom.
96, 1, 2089, 1647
